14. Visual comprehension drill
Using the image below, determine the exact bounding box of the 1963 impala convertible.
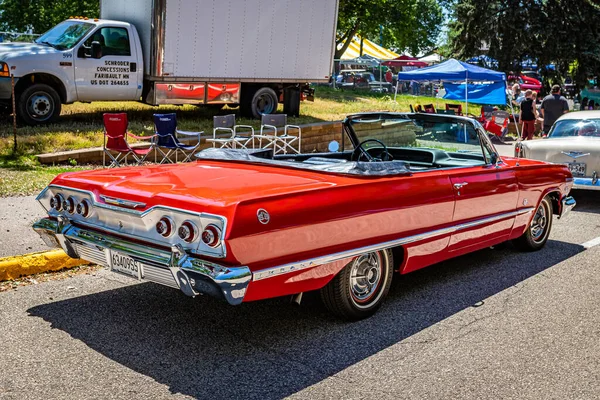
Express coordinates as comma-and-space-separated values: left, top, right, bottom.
33, 112, 576, 320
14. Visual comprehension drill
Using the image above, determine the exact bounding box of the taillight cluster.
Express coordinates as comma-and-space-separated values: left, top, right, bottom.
50, 193, 91, 218
155, 217, 221, 247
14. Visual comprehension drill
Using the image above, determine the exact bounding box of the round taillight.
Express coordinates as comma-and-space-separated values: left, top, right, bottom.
62, 196, 76, 214
76, 199, 91, 217
201, 224, 221, 248
50, 194, 64, 211
178, 221, 198, 243
156, 217, 174, 237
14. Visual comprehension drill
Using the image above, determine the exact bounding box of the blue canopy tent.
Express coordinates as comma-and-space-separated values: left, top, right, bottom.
395, 58, 519, 136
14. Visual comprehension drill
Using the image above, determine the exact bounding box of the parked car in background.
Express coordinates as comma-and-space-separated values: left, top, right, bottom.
337, 70, 393, 93
522, 71, 542, 83
516, 110, 600, 190
509, 74, 542, 95
34, 112, 575, 320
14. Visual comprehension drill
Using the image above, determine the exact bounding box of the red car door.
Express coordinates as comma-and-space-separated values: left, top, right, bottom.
447, 164, 519, 252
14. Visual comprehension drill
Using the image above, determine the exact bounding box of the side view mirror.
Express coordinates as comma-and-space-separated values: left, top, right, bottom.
91, 41, 102, 59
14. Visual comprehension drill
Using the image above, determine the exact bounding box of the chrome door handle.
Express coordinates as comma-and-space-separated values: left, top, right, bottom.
453, 182, 468, 190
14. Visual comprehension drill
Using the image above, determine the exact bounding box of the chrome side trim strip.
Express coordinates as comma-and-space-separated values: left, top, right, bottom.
252, 207, 534, 281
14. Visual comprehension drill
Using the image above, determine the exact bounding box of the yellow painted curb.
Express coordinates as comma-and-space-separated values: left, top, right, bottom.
0, 250, 89, 281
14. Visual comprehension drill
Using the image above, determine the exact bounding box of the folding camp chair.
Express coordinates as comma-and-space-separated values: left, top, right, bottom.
445, 103, 463, 115
102, 113, 152, 168
479, 105, 495, 123
254, 114, 301, 155
152, 113, 203, 163
206, 114, 255, 149
423, 104, 436, 113
412, 104, 423, 113
484, 110, 510, 138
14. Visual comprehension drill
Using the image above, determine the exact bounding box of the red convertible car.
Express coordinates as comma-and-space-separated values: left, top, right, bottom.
33, 113, 576, 320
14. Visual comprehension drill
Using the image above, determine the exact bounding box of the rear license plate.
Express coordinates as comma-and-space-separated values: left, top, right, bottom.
567, 162, 586, 176
108, 250, 142, 279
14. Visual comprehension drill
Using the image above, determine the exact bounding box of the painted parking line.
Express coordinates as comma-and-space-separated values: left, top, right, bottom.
581, 236, 600, 250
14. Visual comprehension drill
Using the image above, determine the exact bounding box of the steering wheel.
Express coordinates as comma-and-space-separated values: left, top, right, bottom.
352, 139, 393, 162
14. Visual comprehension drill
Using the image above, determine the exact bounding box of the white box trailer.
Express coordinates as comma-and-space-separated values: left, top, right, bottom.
100, 0, 338, 116
0, 0, 338, 124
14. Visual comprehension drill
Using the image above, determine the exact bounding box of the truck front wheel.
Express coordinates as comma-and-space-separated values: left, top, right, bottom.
17, 84, 62, 125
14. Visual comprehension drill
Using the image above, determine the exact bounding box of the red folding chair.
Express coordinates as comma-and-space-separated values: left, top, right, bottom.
423, 104, 436, 113
479, 105, 495, 123
484, 110, 510, 138
103, 113, 152, 168
445, 103, 463, 115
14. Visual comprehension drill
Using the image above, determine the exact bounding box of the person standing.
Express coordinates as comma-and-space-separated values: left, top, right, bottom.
520, 90, 536, 140
540, 85, 569, 135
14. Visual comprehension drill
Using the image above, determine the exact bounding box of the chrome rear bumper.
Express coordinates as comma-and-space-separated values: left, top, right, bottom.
32, 218, 251, 305
558, 196, 576, 219
573, 176, 600, 191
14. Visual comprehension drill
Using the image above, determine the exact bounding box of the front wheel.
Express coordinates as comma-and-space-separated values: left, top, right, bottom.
17, 83, 61, 125
512, 196, 553, 251
320, 249, 393, 320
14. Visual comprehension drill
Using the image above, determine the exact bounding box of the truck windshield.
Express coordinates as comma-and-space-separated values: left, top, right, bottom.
35, 21, 94, 50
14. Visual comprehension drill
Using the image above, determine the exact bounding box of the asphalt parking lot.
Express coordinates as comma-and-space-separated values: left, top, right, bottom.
0, 190, 599, 400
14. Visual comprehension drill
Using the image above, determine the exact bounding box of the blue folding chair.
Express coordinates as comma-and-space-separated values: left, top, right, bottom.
152, 113, 203, 163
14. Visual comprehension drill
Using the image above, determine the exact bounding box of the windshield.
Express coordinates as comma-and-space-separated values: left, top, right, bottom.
36, 21, 94, 50
549, 119, 600, 138
346, 114, 490, 158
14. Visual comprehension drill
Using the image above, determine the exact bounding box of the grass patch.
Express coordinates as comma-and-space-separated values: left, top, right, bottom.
0, 86, 473, 197
0, 155, 94, 197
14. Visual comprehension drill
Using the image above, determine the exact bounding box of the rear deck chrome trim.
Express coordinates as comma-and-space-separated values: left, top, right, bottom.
252, 207, 535, 281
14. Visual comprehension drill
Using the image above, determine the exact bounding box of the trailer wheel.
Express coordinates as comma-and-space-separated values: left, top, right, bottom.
17, 84, 61, 125
249, 87, 278, 118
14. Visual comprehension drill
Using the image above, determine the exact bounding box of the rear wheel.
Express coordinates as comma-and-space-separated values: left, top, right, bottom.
320, 249, 393, 320
17, 83, 61, 125
512, 196, 553, 251
242, 87, 278, 118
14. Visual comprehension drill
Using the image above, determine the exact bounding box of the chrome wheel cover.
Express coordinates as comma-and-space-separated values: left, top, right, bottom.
530, 201, 549, 243
349, 252, 385, 308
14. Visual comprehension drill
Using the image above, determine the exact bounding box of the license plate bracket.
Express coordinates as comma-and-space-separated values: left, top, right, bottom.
107, 250, 143, 280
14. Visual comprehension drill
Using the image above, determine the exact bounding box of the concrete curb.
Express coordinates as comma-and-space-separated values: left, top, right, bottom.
0, 250, 89, 281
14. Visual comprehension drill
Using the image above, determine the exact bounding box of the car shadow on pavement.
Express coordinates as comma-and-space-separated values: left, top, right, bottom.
28, 239, 583, 400
570, 190, 600, 215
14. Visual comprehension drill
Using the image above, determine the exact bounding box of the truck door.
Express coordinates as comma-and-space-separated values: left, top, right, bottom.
73, 26, 142, 101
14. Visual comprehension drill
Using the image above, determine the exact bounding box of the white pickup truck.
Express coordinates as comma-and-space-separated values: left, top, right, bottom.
0, 0, 338, 125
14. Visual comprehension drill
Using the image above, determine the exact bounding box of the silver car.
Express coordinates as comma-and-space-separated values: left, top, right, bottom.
516, 111, 600, 190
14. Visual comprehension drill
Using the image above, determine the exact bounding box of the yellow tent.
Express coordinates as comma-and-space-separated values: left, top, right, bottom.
339, 36, 399, 60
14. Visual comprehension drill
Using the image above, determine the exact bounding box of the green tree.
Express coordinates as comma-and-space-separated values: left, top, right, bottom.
0, 0, 99, 33
335, 0, 443, 59
447, 0, 600, 89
